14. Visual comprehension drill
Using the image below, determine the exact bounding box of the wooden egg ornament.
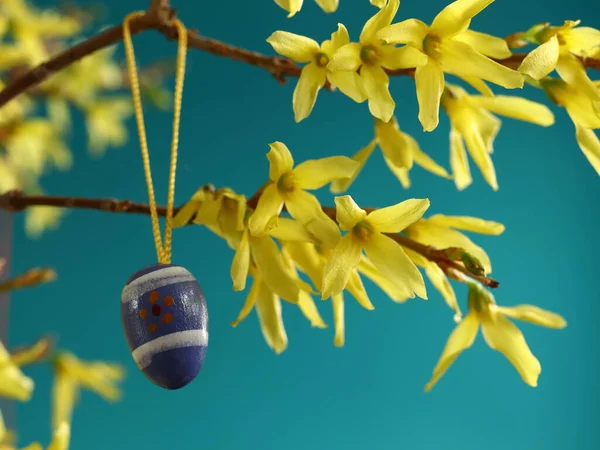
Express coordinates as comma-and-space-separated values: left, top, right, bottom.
121, 264, 208, 390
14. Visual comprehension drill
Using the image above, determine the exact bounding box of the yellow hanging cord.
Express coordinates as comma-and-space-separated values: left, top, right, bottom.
122, 12, 188, 264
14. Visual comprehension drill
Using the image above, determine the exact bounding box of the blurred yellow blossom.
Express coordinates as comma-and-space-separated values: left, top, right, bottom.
0, 412, 71, 450
328, 0, 428, 122
248, 142, 357, 245
0, 340, 34, 402
441, 84, 555, 190
322, 195, 429, 300
404, 214, 505, 316
267, 24, 366, 122
541, 77, 600, 175
331, 117, 450, 193
274, 0, 339, 18
425, 282, 566, 391
52, 352, 125, 430
377, 0, 523, 131
85, 98, 133, 156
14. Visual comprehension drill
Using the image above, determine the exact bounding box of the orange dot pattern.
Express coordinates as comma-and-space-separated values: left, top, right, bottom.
140, 291, 175, 333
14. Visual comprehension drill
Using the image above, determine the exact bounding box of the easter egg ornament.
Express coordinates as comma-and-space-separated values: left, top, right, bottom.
120, 14, 207, 390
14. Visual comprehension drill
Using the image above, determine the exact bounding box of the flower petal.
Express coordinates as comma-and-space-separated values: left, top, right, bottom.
481, 315, 542, 387
431, 0, 494, 37
426, 264, 460, 316
424, 312, 479, 391
315, 0, 339, 13
267, 141, 295, 181
298, 291, 327, 327
51, 372, 78, 431
346, 269, 375, 310
321, 233, 363, 299
452, 30, 512, 59
462, 125, 499, 190
406, 221, 493, 272
248, 184, 284, 237
367, 198, 430, 233
383, 155, 412, 188
293, 63, 327, 122
269, 218, 315, 242
450, 128, 473, 190
556, 54, 600, 103
357, 256, 413, 302
379, 45, 428, 70
286, 190, 341, 248
251, 236, 300, 303
360, 0, 400, 44
231, 274, 260, 327
375, 119, 414, 169
255, 280, 288, 354
377, 19, 429, 48
332, 293, 345, 347
294, 156, 359, 190
469, 95, 555, 126
322, 23, 350, 55
172, 188, 210, 228
496, 305, 567, 329
327, 43, 362, 72
361, 64, 395, 122
282, 242, 323, 290
330, 139, 377, 193
457, 75, 494, 97
442, 39, 524, 88
575, 125, 600, 175
415, 60, 444, 132
518, 35, 559, 80
565, 26, 600, 56
267, 31, 319, 62
231, 229, 250, 291
334, 195, 367, 230
370, 0, 386, 7
47, 421, 71, 450
327, 71, 367, 103
364, 233, 427, 299
426, 214, 505, 235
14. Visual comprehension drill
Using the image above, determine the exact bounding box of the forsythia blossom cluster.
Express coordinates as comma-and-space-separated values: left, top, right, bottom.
175, 141, 566, 389
0, 337, 125, 450
267, 0, 599, 189
0, 0, 171, 236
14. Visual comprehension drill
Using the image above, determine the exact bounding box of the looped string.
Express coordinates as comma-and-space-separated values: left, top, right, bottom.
123, 12, 188, 264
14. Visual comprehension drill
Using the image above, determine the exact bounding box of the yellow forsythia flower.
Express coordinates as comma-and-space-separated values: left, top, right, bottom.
274, 0, 339, 18
404, 214, 505, 317
441, 84, 555, 190
248, 142, 357, 245
328, 0, 428, 122
284, 240, 409, 346
52, 352, 125, 429
377, 0, 523, 131
85, 98, 133, 156
519, 20, 600, 80
331, 117, 450, 192
231, 266, 289, 354
321, 195, 429, 300
425, 283, 566, 391
267, 24, 366, 122
542, 78, 600, 175
0, 340, 34, 402
25, 206, 65, 239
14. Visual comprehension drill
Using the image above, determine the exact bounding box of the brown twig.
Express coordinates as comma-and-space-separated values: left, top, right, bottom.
0, 190, 499, 288
0, 266, 57, 293
0, 0, 598, 108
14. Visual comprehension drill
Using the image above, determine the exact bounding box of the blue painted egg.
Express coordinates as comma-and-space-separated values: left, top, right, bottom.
120, 264, 208, 390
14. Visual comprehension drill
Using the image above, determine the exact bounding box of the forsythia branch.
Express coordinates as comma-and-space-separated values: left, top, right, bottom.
0, 190, 499, 288
0, 266, 57, 294
0, 0, 598, 108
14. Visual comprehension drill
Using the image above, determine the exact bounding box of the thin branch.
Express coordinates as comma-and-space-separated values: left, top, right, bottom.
0, 190, 499, 288
0, 1, 598, 108
0, 266, 57, 294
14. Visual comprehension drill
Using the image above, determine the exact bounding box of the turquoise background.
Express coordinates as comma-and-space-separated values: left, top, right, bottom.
4, 0, 600, 449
